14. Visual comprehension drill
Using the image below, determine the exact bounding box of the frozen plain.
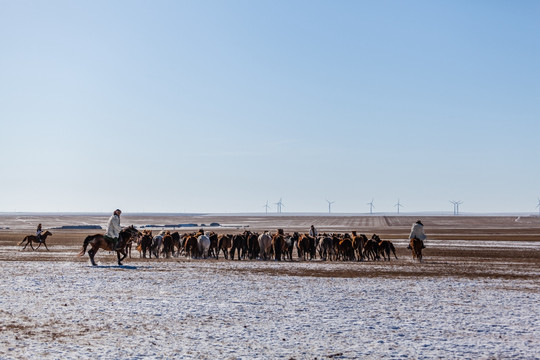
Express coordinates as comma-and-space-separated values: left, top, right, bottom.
1, 259, 539, 360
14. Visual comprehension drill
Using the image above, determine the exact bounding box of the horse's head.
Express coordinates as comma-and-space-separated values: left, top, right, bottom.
121, 225, 140, 239
43, 231, 53, 236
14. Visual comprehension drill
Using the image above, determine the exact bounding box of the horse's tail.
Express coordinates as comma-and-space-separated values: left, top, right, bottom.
79, 235, 94, 256
18, 236, 29, 246
390, 243, 398, 259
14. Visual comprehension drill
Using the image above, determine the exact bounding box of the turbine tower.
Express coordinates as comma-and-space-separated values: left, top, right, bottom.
450, 200, 463, 215
274, 198, 285, 214
367, 199, 375, 214
326, 199, 335, 214
263, 201, 271, 214
394, 199, 404, 214
536, 197, 540, 216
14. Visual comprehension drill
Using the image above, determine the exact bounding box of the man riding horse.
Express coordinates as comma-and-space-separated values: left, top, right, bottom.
105, 209, 122, 250
408, 220, 426, 250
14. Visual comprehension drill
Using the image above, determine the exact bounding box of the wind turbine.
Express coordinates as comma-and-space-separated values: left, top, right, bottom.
450, 200, 463, 215
326, 199, 335, 214
274, 198, 285, 214
367, 199, 375, 214
394, 199, 404, 214
536, 198, 540, 216
263, 201, 271, 214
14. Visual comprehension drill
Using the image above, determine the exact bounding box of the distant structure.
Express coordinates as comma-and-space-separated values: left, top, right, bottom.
326, 199, 335, 214
274, 198, 285, 214
367, 199, 375, 214
263, 201, 271, 214
394, 199, 404, 214
536, 198, 540, 216
450, 200, 463, 215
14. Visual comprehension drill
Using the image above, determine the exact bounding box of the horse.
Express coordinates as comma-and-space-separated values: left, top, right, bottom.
272, 231, 284, 261
19, 231, 53, 251
151, 232, 164, 258
171, 232, 182, 257
208, 232, 219, 258
246, 232, 260, 260
338, 238, 355, 261
363, 235, 381, 261
318, 235, 333, 261
297, 234, 311, 261
410, 238, 423, 262
308, 235, 317, 260
138, 231, 153, 258
79, 226, 140, 266
162, 231, 174, 258
284, 232, 299, 261
197, 234, 211, 259
184, 235, 199, 259
217, 234, 232, 259
352, 232, 367, 261
378, 238, 398, 261
258, 232, 273, 260
230, 234, 246, 260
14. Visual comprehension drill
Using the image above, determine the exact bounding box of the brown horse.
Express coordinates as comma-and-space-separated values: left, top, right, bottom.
162, 231, 174, 258
297, 234, 311, 261
378, 239, 398, 261
351, 232, 367, 261
363, 235, 381, 261
272, 231, 284, 261
19, 231, 53, 251
184, 234, 199, 259
138, 230, 153, 258
338, 238, 355, 261
79, 226, 140, 266
410, 238, 423, 262
217, 234, 232, 259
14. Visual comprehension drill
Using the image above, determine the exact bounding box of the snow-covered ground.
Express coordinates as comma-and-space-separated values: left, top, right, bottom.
1, 260, 538, 359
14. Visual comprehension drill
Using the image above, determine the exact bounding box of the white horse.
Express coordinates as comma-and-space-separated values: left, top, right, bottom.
151, 232, 164, 258
197, 235, 211, 259
258, 232, 273, 260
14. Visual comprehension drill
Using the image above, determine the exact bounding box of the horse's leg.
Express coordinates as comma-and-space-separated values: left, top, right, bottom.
117, 251, 127, 266
88, 248, 97, 266
22, 240, 29, 250
44, 242, 50, 251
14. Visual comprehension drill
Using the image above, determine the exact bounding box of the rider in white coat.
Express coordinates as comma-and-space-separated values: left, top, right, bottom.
408, 220, 426, 249
105, 209, 122, 250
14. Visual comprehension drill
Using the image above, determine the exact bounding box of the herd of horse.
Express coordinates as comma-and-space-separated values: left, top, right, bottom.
17, 227, 424, 266
75, 227, 424, 266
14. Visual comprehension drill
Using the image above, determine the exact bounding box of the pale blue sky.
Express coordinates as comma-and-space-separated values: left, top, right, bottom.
1, 1, 539, 213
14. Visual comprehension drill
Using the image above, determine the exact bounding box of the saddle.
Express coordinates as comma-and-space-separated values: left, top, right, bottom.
104, 235, 117, 249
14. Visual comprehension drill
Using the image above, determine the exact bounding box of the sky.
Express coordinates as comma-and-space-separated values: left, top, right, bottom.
1, 0, 539, 214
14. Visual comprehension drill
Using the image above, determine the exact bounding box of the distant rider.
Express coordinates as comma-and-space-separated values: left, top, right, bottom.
105, 209, 122, 250
36, 223, 42, 243
408, 220, 426, 249
309, 225, 318, 238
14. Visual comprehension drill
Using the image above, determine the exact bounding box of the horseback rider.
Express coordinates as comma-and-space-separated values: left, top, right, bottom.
309, 225, 318, 238
36, 223, 42, 243
408, 220, 426, 250
105, 209, 122, 250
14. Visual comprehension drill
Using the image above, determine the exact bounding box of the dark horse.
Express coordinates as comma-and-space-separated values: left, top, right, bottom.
138, 230, 153, 258
410, 238, 423, 262
19, 230, 53, 251
79, 226, 140, 266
